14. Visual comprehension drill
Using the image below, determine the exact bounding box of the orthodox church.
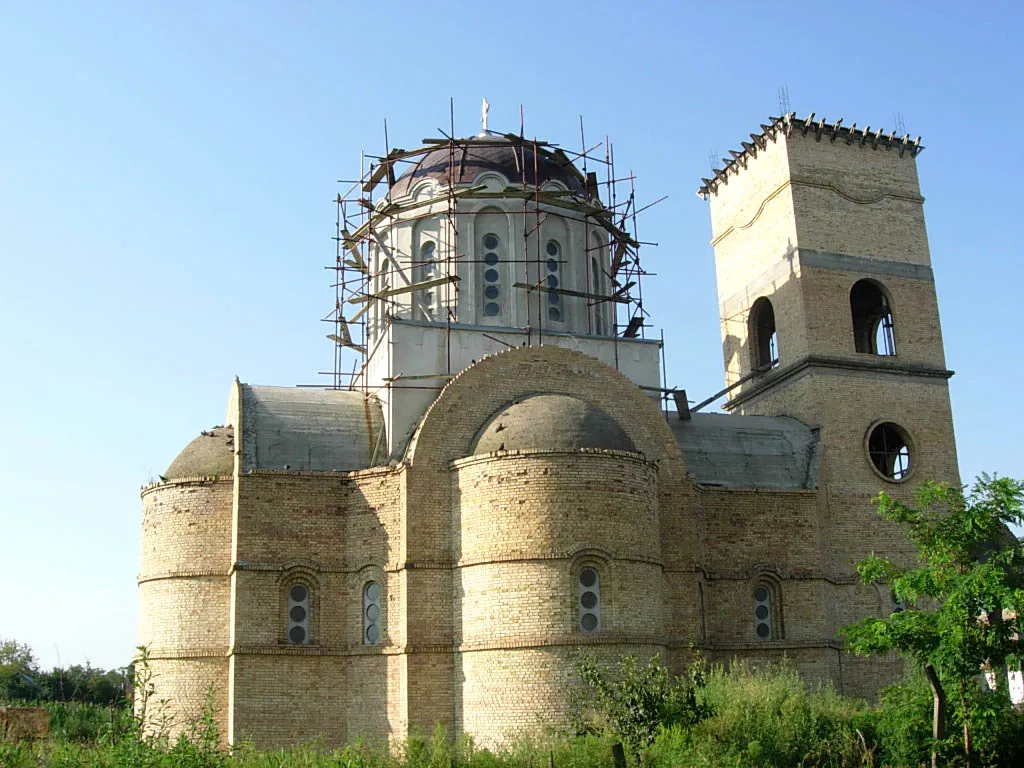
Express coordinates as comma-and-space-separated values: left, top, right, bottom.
137, 111, 959, 747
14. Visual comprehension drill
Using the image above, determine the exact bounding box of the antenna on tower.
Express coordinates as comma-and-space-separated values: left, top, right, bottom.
777, 86, 791, 114
893, 112, 907, 135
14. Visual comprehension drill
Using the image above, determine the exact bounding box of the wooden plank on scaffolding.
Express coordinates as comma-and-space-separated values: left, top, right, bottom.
347, 275, 461, 304
348, 303, 370, 323
622, 316, 643, 338
362, 148, 407, 193
512, 282, 629, 304
327, 334, 366, 355
340, 229, 367, 271
610, 240, 629, 276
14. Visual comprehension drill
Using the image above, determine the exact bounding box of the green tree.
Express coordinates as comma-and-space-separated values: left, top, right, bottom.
0, 638, 42, 701
843, 475, 1024, 768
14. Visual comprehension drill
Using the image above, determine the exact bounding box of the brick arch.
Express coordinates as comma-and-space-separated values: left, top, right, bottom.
407, 345, 685, 478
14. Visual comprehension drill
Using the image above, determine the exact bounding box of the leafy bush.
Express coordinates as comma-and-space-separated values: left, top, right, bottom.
570, 653, 709, 756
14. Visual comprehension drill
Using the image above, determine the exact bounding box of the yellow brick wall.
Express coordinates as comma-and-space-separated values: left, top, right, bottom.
138, 479, 232, 741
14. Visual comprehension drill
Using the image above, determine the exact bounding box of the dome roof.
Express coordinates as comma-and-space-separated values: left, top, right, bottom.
390, 136, 586, 198
165, 426, 235, 479
471, 395, 636, 455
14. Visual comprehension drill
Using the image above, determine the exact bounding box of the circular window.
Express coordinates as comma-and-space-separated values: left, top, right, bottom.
365, 603, 380, 622
365, 582, 381, 602
365, 625, 379, 644
484, 285, 499, 299
548, 307, 561, 322
484, 252, 498, 266
484, 302, 500, 316
866, 422, 913, 482
289, 626, 306, 643
290, 605, 306, 622
483, 234, 499, 250
754, 586, 768, 602
546, 258, 559, 272
546, 275, 558, 288
290, 584, 308, 603
546, 241, 558, 257
580, 613, 598, 632
484, 268, 499, 283
755, 622, 771, 639
547, 289, 560, 304
580, 568, 597, 588
580, 591, 597, 609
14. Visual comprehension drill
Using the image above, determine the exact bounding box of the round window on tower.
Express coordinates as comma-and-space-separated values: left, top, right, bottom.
865, 421, 914, 482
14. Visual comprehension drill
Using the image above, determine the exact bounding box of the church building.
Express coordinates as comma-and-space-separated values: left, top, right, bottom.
137, 112, 959, 747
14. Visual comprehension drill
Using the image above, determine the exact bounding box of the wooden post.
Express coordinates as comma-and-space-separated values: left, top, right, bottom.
924, 664, 945, 768
612, 742, 627, 768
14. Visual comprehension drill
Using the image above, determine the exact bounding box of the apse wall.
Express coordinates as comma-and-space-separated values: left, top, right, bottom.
451, 449, 665, 742
138, 478, 233, 738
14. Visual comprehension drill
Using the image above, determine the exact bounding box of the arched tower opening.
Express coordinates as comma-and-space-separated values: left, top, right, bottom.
850, 278, 896, 356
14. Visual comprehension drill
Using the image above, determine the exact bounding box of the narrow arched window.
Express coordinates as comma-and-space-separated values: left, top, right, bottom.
480, 232, 503, 321
287, 583, 311, 645
749, 297, 779, 371
415, 240, 438, 320
753, 579, 783, 641
545, 240, 563, 324
851, 279, 896, 355
590, 256, 604, 335
363, 581, 382, 646
578, 567, 601, 633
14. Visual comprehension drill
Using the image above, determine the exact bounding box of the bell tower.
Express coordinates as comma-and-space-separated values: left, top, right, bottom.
699, 113, 959, 502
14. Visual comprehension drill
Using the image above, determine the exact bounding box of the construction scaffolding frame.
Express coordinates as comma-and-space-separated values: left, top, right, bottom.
321, 105, 663, 404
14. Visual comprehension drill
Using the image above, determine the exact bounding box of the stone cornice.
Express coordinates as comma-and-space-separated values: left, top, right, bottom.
140, 475, 231, 498
725, 354, 953, 411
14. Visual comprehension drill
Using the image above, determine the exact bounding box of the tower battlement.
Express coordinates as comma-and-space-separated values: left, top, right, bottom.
698, 113, 924, 199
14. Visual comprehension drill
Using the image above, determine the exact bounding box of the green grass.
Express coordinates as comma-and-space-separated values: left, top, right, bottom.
4, 663, 1024, 768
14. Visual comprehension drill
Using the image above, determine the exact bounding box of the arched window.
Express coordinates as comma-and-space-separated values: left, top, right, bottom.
590, 256, 604, 335
363, 581, 382, 646
697, 581, 707, 644
578, 567, 601, 633
749, 297, 779, 371
286, 582, 311, 645
753, 577, 783, 641
851, 279, 896, 355
545, 240, 564, 324
590, 233, 607, 336
415, 240, 438, 321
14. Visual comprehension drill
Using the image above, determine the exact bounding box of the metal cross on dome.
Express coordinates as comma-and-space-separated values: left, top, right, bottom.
481, 98, 490, 133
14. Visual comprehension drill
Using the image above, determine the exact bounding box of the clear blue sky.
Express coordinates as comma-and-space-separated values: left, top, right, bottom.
1, 1, 1020, 671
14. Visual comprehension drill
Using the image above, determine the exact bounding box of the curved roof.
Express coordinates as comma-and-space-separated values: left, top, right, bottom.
239, 385, 385, 472
471, 394, 636, 455
390, 136, 586, 198
166, 426, 235, 479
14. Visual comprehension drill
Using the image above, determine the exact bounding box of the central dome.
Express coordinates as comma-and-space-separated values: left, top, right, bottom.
471, 394, 636, 455
390, 136, 586, 198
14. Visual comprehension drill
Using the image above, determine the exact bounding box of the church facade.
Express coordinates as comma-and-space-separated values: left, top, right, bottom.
137, 113, 959, 747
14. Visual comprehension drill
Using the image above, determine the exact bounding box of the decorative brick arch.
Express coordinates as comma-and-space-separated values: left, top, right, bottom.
406, 345, 685, 477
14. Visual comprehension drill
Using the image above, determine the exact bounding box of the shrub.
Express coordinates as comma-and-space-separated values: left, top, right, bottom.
571, 653, 709, 756
645, 661, 872, 768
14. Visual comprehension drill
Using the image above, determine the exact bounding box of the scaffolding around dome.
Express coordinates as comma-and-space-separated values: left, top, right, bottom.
321, 106, 666, 413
